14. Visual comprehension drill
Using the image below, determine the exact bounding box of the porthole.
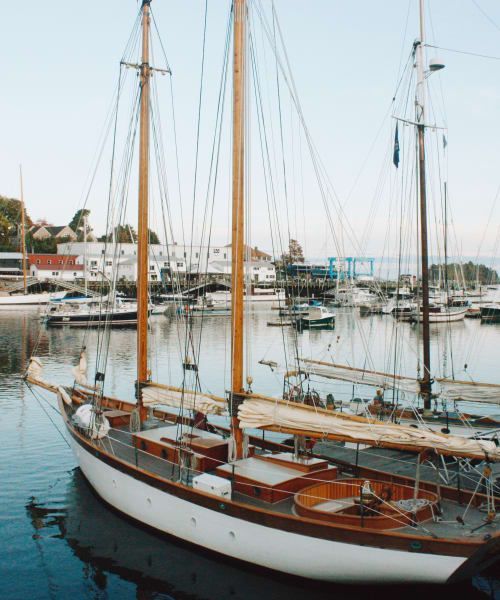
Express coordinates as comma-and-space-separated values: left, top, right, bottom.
141, 441, 146, 451
190, 517, 197, 527
228, 530, 236, 540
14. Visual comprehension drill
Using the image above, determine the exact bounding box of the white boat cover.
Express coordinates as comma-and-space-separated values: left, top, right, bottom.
142, 383, 227, 415
301, 358, 500, 405
301, 359, 420, 395
26, 357, 57, 391
238, 394, 500, 461
71, 350, 97, 390
436, 378, 500, 405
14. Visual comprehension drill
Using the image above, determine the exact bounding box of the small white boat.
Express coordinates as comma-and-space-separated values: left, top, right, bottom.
400, 306, 468, 323
294, 305, 335, 328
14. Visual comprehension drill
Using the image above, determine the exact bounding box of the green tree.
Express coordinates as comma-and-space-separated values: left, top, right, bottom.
0, 214, 12, 249
69, 208, 90, 231
281, 239, 304, 264
98, 225, 160, 244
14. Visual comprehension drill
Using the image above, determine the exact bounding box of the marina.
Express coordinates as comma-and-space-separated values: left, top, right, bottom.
2, 0, 500, 598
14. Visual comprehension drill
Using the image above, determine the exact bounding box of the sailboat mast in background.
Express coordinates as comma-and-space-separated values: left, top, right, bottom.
136, 0, 152, 418
416, 0, 431, 411
230, 0, 246, 459
19, 165, 28, 294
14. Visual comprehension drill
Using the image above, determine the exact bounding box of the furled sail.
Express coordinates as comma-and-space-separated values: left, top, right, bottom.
300, 358, 420, 394
142, 383, 227, 415
238, 394, 500, 461
436, 378, 500, 405
301, 358, 500, 405
25, 357, 59, 393
72, 350, 97, 390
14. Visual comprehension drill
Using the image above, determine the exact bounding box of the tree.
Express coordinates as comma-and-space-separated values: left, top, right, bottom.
69, 208, 90, 231
281, 239, 304, 264
98, 225, 160, 244
0, 214, 11, 249
0, 195, 33, 251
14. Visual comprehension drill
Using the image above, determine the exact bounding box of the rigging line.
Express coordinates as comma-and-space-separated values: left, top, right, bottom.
189, 0, 209, 267
425, 43, 500, 62
26, 385, 71, 449
471, 0, 500, 33
271, 1, 291, 244
195, 7, 233, 381
248, 27, 294, 375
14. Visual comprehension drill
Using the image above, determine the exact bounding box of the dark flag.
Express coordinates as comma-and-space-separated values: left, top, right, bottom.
393, 123, 400, 168
443, 134, 447, 149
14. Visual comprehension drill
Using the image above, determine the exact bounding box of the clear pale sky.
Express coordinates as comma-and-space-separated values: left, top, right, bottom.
1, 1, 500, 260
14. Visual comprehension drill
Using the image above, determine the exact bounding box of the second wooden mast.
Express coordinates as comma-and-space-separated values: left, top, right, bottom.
136, 0, 152, 417
416, 0, 432, 411
230, 0, 246, 459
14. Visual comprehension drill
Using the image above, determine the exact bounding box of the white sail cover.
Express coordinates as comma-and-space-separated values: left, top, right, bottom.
238, 395, 500, 461
301, 358, 500, 405
436, 378, 500, 405
142, 384, 227, 415
71, 350, 97, 390
26, 357, 57, 392
300, 359, 420, 395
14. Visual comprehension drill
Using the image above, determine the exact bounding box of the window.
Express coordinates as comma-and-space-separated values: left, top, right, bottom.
121, 250, 124, 255
68, 260, 73, 265
176, 262, 183, 268
58, 260, 63, 265
159, 251, 163, 256
151, 274, 157, 281
36, 259, 41, 265
73, 272, 77, 276
101, 249, 105, 254
105, 261, 112, 266
183, 252, 187, 258
195, 252, 199, 259
150, 265, 155, 271
214, 248, 220, 254
165, 262, 170, 267
223, 253, 227, 259
90, 260, 97, 266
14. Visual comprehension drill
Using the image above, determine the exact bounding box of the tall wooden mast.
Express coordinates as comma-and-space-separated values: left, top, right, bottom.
136, 0, 152, 413
230, 0, 246, 459
19, 166, 27, 294
416, 0, 431, 411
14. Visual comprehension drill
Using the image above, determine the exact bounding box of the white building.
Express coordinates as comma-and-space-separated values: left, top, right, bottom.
57, 242, 275, 283
28, 254, 84, 282
207, 260, 276, 283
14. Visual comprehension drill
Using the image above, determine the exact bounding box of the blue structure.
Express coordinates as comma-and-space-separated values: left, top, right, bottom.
328, 257, 375, 281
286, 257, 375, 280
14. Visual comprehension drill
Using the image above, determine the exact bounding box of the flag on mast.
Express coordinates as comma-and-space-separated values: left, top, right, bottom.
393, 123, 400, 168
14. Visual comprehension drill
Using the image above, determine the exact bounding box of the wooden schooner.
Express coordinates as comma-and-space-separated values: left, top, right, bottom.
26, 0, 499, 585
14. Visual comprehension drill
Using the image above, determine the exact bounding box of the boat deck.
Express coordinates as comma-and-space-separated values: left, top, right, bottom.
315, 441, 500, 495
93, 419, 499, 541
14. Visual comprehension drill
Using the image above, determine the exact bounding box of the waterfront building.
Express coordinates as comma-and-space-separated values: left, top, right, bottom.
28, 254, 84, 281
30, 224, 77, 241
0, 252, 27, 279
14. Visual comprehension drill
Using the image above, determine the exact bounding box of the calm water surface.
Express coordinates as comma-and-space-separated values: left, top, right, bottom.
1, 306, 499, 599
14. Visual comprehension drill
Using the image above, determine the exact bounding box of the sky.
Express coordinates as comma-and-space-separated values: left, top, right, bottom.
2, 0, 500, 262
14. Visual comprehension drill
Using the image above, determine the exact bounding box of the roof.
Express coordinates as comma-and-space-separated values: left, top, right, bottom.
28, 254, 83, 270
32, 225, 75, 237
224, 243, 272, 259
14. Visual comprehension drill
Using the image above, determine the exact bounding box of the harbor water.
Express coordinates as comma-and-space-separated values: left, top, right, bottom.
1, 305, 499, 599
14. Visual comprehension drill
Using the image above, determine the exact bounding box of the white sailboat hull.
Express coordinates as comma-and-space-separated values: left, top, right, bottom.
0, 291, 66, 307
71, 436, 465, 584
